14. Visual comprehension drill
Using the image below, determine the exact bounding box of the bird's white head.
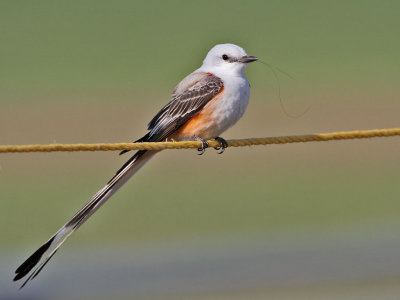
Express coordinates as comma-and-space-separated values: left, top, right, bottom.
200, 43, 258, 76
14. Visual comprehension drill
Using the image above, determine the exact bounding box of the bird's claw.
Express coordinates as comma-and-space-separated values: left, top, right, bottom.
214, 137, 228, 154
196, 138, 209, 155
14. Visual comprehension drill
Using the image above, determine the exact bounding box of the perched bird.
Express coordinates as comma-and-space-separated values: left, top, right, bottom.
14, 43, 258, 288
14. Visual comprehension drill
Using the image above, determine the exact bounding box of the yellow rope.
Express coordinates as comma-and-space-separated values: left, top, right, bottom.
1, 128, 399, 153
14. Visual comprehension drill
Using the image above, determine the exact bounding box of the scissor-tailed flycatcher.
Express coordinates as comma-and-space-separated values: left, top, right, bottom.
14, 43, 258, 288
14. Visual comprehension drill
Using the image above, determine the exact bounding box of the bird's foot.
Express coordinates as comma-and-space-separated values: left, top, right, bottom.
195, 137, 209, 155
214, 136, 228, 154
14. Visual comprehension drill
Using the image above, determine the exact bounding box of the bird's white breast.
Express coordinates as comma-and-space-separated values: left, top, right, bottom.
207, 75, 250, 137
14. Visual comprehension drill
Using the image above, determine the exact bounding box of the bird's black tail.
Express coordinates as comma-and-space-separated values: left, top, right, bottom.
14, 149, 158, 288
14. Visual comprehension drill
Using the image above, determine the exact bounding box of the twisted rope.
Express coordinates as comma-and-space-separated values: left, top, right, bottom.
1, 128, 399, 153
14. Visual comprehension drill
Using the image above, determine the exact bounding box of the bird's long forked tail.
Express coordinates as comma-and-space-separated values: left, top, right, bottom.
14, 150, 158, 289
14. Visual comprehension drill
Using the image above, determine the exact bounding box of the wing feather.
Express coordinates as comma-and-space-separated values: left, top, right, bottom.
120, 72, 222, 155
147, 72, 223, 142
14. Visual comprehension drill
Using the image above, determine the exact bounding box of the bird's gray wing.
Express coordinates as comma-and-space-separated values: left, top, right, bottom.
146, 72, 224, 142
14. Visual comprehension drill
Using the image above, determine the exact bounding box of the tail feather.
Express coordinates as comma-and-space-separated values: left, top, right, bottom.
14, 149, 157, 288
14, 236, 55, 281
119, 133, 151, 156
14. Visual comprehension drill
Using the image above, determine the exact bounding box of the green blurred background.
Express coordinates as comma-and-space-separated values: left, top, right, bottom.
1, 1, 400, 299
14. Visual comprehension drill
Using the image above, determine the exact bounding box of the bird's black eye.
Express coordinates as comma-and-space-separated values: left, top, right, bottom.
222, 54, 229, 60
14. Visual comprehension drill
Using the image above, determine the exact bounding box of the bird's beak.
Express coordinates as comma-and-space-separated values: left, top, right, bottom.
239, 55, 258, 63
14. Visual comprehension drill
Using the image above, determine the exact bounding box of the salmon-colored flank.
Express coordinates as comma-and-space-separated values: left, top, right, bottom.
172, 86, 224, 139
